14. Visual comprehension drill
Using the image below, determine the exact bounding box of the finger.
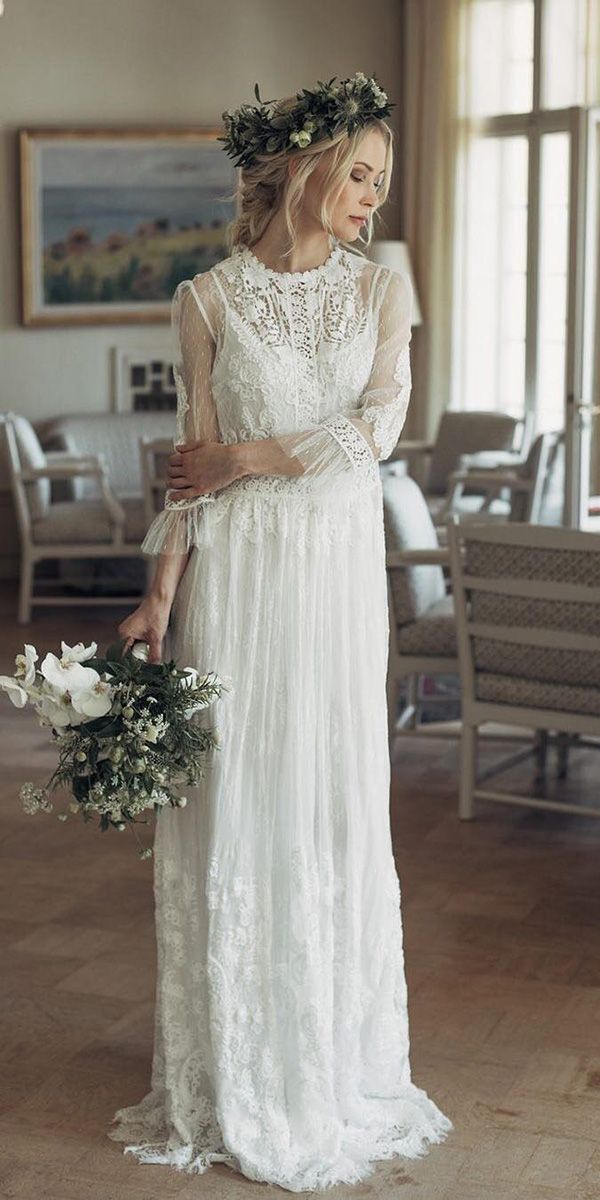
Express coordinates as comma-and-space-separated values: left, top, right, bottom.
148, 635, 162, 664
175, 440, 205, 451
169, 452, 183, 465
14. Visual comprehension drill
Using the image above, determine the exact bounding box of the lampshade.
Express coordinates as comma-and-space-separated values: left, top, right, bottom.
365, 240, 422, 326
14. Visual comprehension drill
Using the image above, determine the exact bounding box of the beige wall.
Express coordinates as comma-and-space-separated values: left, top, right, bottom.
0, 0, 403, 423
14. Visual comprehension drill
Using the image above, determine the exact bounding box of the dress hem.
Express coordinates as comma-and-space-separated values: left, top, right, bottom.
107, 1088, 454, 1194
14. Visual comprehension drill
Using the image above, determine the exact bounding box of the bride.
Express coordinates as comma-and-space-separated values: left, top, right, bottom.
108, 71, 453, 1192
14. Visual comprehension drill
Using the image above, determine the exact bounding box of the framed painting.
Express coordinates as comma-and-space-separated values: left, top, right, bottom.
19, 127, 238, 327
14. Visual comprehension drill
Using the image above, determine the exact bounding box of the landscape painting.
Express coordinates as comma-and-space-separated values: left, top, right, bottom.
20, 128, 237, 326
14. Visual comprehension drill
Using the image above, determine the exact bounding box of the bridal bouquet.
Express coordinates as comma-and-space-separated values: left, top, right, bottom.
0, 638, 225, 860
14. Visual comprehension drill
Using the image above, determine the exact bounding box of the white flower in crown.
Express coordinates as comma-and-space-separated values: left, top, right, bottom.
289, 129, 313, 149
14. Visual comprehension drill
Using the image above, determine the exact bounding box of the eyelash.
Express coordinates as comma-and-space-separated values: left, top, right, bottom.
351, 173, 384, 192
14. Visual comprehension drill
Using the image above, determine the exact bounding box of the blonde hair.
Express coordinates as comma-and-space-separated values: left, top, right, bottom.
223, 93, 394, 262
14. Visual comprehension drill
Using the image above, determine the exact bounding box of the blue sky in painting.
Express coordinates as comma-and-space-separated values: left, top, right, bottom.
39, 140, 233, 189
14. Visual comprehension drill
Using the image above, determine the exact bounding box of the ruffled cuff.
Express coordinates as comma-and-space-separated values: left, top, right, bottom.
277, 416, 378, 493
140, 496, 215, 556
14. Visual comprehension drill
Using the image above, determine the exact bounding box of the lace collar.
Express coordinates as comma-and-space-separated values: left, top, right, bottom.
237, 239, 346, 286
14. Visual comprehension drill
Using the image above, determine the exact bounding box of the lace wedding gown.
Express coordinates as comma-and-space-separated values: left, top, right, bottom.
107, 236, 453, 1191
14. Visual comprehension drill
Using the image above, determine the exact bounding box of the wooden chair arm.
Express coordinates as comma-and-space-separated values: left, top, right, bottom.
386, 547, 451, 567
21, 459, 126, 527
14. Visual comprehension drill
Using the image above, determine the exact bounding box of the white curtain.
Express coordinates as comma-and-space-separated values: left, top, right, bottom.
401, 0, 466, 442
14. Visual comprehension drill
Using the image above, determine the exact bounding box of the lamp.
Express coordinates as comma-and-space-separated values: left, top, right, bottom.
366, 240, 422, 326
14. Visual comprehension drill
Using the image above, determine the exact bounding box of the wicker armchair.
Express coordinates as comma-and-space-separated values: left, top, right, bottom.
447, 518, 600, 820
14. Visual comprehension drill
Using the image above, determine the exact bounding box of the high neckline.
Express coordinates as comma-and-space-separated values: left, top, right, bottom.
239, 240, 344, 282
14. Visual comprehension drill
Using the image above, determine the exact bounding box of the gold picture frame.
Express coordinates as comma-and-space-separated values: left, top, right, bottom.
19, 127, 238, 327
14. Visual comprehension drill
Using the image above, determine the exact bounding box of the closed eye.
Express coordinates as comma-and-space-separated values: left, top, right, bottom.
351, 173, 384, 191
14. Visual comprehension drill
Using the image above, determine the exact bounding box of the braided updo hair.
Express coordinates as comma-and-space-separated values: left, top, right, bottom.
223, 92, 394, 263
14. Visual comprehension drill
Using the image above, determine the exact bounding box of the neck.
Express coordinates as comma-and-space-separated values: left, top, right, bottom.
248, 220, 335, 274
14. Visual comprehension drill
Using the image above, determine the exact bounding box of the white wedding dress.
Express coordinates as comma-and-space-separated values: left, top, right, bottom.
107, 236, 453, 1191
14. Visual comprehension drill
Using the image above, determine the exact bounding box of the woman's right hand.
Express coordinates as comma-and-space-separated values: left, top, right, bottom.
117, 595, 171, 664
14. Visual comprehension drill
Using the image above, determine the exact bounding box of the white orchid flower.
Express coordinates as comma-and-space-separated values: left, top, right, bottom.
14, 643, 38, 686
0, 675, 29, 707
40, 652, 100, 695
131, 642, 150, 661
37, 690, 86, 728
70, 679, 114, 718
60, 640, 98, 663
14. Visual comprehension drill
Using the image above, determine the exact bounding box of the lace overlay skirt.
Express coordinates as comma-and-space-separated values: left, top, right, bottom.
107, 478, 453, 1192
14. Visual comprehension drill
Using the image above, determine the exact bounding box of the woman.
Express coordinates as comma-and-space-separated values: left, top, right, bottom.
108, 72, 453, 1192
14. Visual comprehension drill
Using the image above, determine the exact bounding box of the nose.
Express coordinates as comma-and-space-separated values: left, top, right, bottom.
361, 181, 379, 205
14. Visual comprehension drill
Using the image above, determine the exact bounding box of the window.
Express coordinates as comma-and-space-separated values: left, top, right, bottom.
453, 0, 599, 443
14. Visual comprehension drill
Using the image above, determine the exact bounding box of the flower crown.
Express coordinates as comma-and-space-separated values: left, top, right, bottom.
218, 71, 394, 170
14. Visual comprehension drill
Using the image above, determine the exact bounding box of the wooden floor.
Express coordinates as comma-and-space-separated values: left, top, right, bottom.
1, 581, 600, 1200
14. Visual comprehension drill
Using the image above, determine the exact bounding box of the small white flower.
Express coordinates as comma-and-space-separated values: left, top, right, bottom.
289, 129, 312, 148
20, 782, 44, 814
141, 723, 160, 743
130, 642, 150, 661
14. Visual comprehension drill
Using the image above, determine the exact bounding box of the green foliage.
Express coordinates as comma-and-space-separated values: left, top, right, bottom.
219, 71, 394, 169
19, 637, 225, 861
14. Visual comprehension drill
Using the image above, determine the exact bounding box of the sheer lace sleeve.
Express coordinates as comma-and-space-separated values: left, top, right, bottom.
141, 274, 222, 556
274, 268, 413, 488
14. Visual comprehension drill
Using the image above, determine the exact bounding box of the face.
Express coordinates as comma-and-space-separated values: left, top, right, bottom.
292, 127, 387, 241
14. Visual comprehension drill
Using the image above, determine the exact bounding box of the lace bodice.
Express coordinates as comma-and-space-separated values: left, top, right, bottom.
141, 236, 413, 556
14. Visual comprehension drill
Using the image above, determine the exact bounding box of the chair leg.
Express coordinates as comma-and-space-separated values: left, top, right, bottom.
406, 673, 419, 727
556, 731, 571, 780
459, 722, 477, 820
18, 553, 34, 624
533, 729, 549, 781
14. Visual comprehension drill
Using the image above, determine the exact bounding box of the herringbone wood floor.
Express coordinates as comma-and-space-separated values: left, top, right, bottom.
1, 581, 600, 1200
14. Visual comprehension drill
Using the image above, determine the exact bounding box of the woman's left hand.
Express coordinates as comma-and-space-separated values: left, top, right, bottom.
167, 440, 244, 500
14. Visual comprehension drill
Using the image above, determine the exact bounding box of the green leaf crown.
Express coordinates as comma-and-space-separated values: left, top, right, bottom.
218, 71, 395, 169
